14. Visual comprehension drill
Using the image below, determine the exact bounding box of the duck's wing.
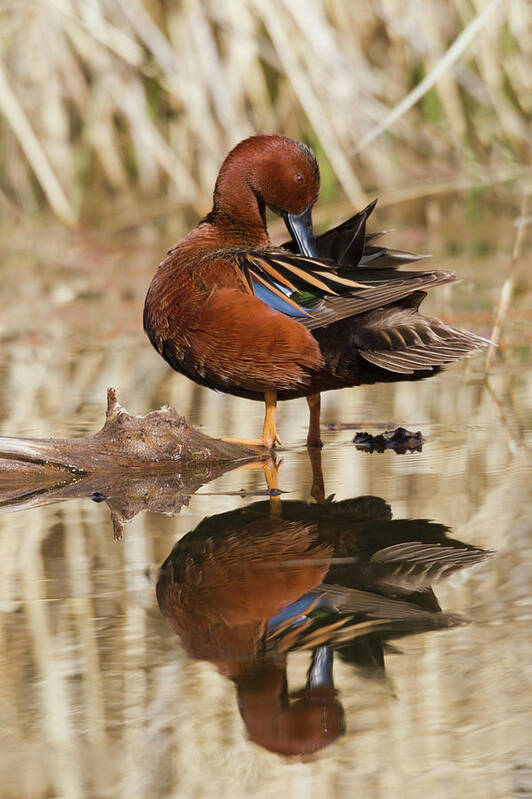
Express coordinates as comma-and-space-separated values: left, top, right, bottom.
232, 197, 490, 370
268, 607, 391, 653
272, 198, 458, 331
299, 269, 457, 330
235, 247, 490, 371
267, 586, 464, 654
233, 243, 452, 322
309, 585, 467, 629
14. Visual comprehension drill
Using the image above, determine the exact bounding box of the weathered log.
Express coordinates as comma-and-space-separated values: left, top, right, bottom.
0, 388, 264, 533
0, 387, 260, 473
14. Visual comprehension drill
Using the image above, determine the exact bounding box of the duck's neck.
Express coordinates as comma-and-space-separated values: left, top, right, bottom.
211, 159, 269, 247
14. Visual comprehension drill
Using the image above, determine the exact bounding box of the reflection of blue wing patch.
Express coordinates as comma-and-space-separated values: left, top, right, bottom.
268, 592, 327, 632
253, 280, 309, 318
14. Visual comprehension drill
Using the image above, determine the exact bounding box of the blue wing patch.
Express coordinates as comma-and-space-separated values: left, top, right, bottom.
268, 592, 327, 632
253, 280, 310, 318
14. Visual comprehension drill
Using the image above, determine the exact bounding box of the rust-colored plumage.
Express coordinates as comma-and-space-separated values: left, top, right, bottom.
144, 135, 489, 447
157, 516, 332, 662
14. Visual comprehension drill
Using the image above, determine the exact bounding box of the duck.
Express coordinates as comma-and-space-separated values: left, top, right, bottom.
156, 491, 491, 755
144, 135, 489, 448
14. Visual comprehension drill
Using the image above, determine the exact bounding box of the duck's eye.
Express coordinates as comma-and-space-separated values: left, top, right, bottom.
296, 173, 304, 185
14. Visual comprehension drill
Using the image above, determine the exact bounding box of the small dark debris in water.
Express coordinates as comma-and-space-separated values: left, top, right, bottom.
91, 491, 107, 502
353, 427, 424, 454
268, 488, 283, 496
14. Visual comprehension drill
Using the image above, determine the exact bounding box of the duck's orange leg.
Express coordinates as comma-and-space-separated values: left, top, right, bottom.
306, 393, 322, 449
223, 390, 281, 449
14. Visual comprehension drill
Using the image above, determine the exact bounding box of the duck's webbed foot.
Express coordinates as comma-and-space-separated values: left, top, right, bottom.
223, 390, 280, 450
222, 434, 281, 450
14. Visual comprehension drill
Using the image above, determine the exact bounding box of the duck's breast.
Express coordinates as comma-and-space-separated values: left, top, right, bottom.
144, 238, 323, 396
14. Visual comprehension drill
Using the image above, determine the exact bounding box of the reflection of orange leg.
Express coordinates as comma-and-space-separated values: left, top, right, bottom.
306, 393, 322, 449
223, 391, 281, 449
233, 457, 283, 514
307, 445, 326, 504
263, 457, 282, 516
233, 458, 273, 473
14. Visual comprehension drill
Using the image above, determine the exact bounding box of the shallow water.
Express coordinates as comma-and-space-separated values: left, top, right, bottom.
0, 215, 531, 798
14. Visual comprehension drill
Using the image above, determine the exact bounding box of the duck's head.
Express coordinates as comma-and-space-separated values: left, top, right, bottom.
235, 659, 345, 757
213, 135, 321, 255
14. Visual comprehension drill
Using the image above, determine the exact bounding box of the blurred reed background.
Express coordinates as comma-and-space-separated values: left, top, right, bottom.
0, 0, 530, 232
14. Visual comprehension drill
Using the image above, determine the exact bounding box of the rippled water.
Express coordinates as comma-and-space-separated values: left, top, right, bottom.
0, 216, 530, 798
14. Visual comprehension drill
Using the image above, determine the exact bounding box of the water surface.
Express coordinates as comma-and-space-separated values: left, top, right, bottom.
0, 214, 530, 798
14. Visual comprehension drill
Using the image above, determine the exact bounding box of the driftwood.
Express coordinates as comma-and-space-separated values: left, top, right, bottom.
0, 387, 260, 474
0, 388, 264, 536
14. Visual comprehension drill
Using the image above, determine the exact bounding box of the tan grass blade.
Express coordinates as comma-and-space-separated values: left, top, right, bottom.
485, 191, 530, 372
0, 60, 76, 226
254, 0, 366, 206
352, 0, 505, 154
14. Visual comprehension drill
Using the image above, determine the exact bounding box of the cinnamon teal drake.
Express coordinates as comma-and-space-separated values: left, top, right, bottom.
144, 135, 489, 448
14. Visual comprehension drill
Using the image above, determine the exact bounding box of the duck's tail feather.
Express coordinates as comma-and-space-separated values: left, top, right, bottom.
368, 541, 495, 592
345, 292, 491, 374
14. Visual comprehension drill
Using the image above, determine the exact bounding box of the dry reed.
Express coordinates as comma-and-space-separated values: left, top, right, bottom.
0, 0, 530, 226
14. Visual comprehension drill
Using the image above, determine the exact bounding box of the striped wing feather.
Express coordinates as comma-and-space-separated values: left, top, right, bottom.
299, 271, 456, 331
239, 249, 369, 300
268, 613, 391, 653
250, 270, 310, 315
309, 585, 467, 629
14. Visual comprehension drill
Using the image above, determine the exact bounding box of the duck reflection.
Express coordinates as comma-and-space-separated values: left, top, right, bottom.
157, 456, 492, 757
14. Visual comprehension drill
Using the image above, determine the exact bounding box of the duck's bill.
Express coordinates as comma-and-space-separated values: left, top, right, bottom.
283, 205, 319, 258
308, 645, 334, 689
